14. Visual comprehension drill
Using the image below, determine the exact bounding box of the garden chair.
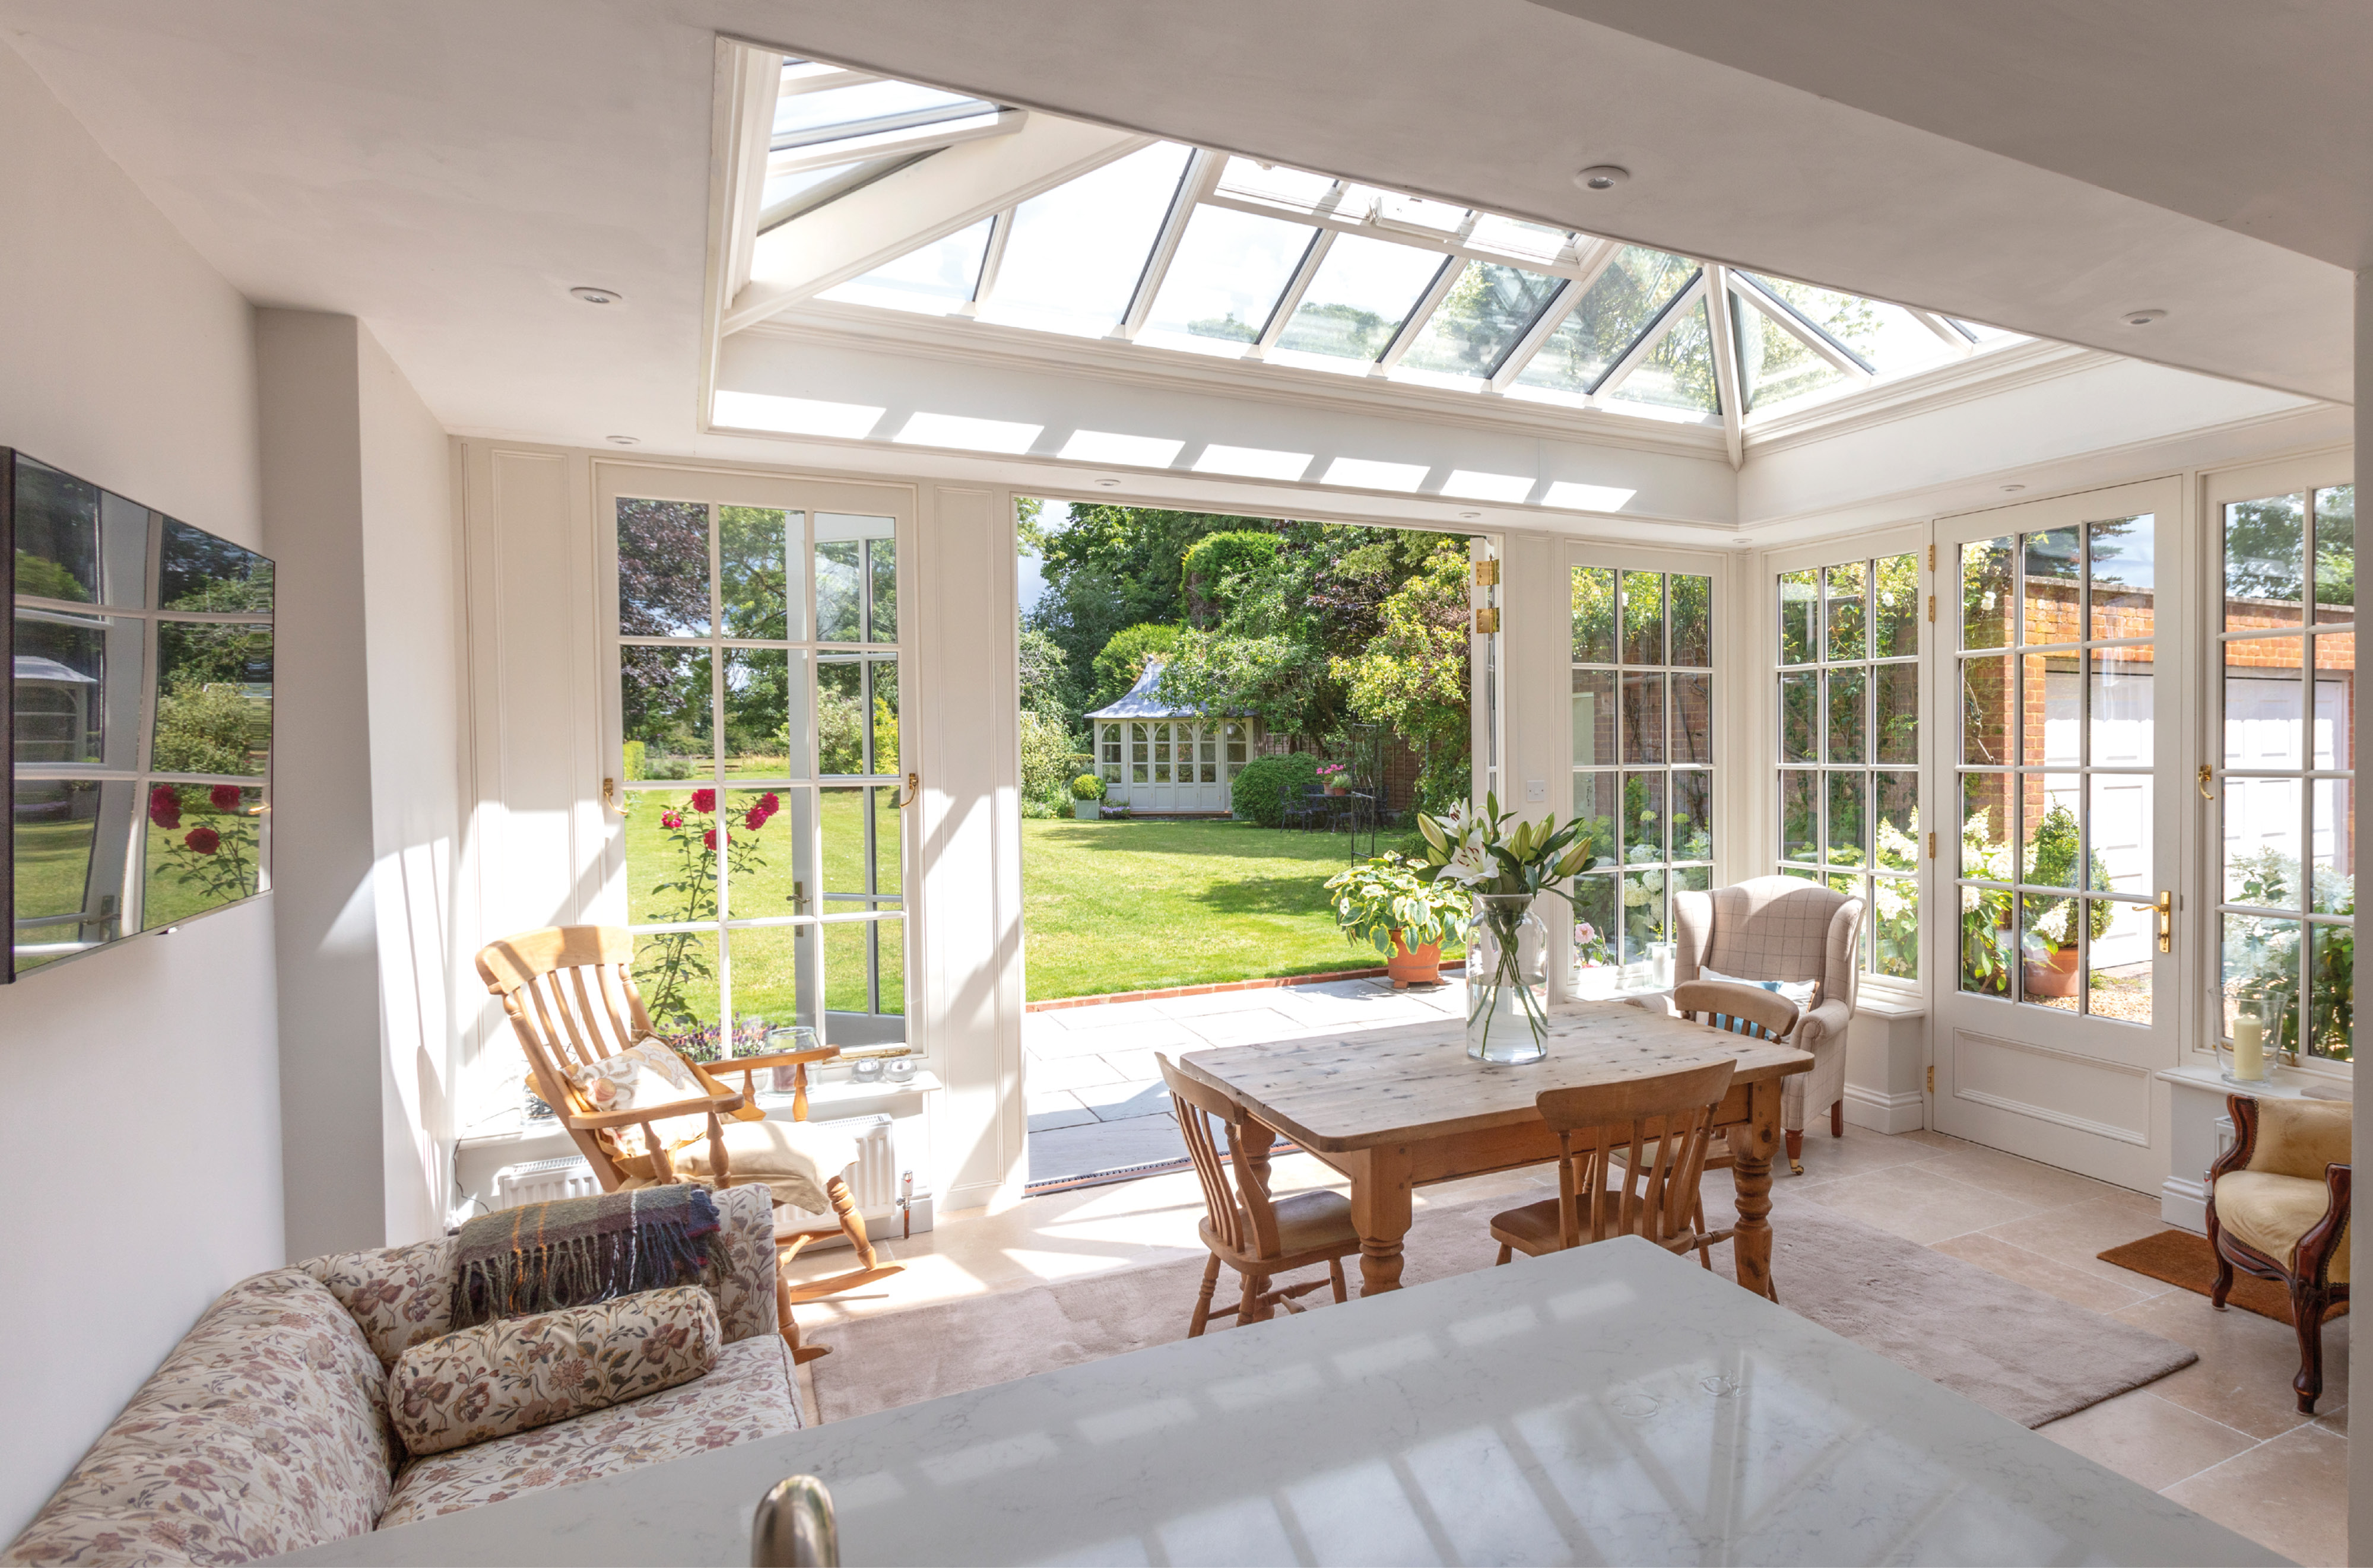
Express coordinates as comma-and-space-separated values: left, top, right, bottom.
2206, 1093, 2351, 1413
475, 925, 901, 1363
1281, 783, 1330, 832
1488, 1058, 1737, 1265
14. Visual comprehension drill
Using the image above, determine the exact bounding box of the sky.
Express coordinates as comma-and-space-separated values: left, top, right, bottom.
1017, 497, 1070, 617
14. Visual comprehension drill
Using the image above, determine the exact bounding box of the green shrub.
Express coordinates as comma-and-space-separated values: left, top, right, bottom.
1071, 773, 1105, 801
1231, 751, 1318, 827
151, 680, 257, 776
1181, 530, 1279, 621
621, 739, 648, 781
1019, 709, 1077, 813
1090, 623, 1181, 708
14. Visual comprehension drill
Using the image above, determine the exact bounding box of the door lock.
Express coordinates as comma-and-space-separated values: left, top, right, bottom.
2155, 890, 2173, 953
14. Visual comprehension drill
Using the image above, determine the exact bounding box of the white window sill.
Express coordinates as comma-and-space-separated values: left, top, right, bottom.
2158, 1060, 2350, 1102
456, 1069, 943, 1151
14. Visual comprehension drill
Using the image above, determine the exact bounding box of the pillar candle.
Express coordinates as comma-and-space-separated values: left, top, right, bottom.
2232, 1014, 2265, 1080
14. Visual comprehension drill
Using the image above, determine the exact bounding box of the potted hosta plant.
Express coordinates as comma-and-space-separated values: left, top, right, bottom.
1071, 773, 1105, 820
1418, 795, 1594, 1065
2019, 802, 2112, 998
1323, 852, 1468, 987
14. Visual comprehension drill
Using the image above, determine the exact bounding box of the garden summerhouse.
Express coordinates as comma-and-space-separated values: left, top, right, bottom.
1085, 659, 1260, 814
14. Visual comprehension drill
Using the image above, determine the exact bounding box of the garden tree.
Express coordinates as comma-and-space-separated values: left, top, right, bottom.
1017, 624, 1083, 814
2223, 492, 2355, 611
1331, 549, 1473, 812
1089, 622, 1182, 710
1017, 625, 1076, 719
1180, 530, 1279, 625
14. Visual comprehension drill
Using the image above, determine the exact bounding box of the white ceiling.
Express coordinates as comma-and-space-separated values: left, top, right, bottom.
0, 0, 2352, 474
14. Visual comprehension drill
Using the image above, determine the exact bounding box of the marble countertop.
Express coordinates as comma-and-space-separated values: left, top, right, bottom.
287, 1238, 2276, 1567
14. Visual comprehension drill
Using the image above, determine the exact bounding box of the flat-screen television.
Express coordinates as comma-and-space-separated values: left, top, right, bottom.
5, 449, 274, 980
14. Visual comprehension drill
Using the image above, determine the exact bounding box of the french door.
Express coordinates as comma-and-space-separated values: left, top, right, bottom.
598, 466, 916, 1055
1930, 478, 2187, 1189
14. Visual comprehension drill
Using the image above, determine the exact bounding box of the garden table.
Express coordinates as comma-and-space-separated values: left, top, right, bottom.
1175, 1002, 1812, 1300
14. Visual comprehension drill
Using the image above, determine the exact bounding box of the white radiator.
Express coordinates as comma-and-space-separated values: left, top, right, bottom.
489, 1115, 919, 1243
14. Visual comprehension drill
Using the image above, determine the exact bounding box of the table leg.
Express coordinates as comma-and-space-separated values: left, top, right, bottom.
1347, 1144, 1414, 1296
1239, 1116, 1276, 1195
1730, 1080, 1782, 1302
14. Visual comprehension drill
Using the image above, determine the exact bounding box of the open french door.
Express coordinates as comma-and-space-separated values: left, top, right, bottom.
1929, 478, 2188, 1189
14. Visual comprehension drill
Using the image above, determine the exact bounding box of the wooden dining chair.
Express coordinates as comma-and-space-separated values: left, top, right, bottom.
476, 925, 901, 1363
1158, 1055, 1360, 1334
1489, 1058, 1738, 1269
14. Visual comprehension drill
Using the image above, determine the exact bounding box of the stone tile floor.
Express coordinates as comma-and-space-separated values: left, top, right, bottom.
788, 1107, 2348, 1564
1023, 975, 1466, 1185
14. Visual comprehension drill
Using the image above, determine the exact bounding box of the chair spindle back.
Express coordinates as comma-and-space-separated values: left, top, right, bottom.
1159, 1055, 1284, 1259
1670, 979, 1797, 1043
1537, 1059, 1737, 1253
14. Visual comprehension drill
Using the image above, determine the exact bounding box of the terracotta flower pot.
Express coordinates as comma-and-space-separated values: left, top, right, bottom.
2022, 942, 2081, 998
1387, 931, 1442, 989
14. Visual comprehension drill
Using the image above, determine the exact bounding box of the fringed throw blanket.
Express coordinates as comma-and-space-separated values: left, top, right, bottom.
450, 1186, 722, 1329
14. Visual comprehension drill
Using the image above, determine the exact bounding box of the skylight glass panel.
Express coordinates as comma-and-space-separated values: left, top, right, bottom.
1397, 261, 1562, 380
1214, 157, 1337, 214
1608, 296, 1719, 415
819, 216, 994, 315
773, 78, 989, 146
1512, 246, 1696, 396
1732, 290, 1849, 412
762, 159, 870, 218
1467, 214, 1572, 265
1373, 192, 1470, 237
1746, 275, 1960, 378
1955, 318, 2019, 342
1272, 236, 1446, 363
1141, 207, 1316, 350
975, 143, 1192, 338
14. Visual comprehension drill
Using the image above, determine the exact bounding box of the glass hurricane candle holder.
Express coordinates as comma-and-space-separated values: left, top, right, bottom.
2220, 998, 2276, 1085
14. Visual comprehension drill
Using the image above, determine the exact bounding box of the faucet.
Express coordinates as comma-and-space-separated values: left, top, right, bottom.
751, 1474, 836, 1567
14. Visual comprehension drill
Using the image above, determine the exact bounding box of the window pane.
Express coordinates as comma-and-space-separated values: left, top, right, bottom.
2088, 775, 2150, 896
868, 532, 898, 644
1570, 669, 1616, 767
1571, 872, 1617, 974
17, 612, 141, 769
1273, 235, 1443, 361
821, 216, 992, 315
13, 458, 104, 604
1607, 296, 1718, 414
2225, 494, 2307, 630
1623, 770, 1666, 863
824, 915, 905, 1021
1780, 770, 1817, 862
2309, 923, 2353, 1061
636, 928, 721, 1050
2223, 636, 2304, 769
142, 783, 262, 931
2089, 516, 2155, 640
1826, 770, 1868, 868
1873, 876, 1918, 980
1734, 296, 1848, 411
2222, 913, 2298, 1052
1620, 672, 1665, 764
1622, 571, 1665, 664
2315, 484, 2355, 623
1570, 567, 1615, 662
721, 922, 818, 1042
1671, 769, 1712, 861
1874, 662, 1918, 765
1143, 206, 1315, 348
1780, 672, 1817, 763
1961, 535, 2013, 650
1514, 247, 1695, 395
817, 658, 864, 775
976, 142, 1191, 337
1400, 261, 1563, 379
2312, 778, 2353, 915
1876, 772, 1920, 872
2017, 892, 2080, 1012
1621, 867, 1667, 964
719, 507, 797, 640
1825, 668, 1866, 764
1570, 770, 1618, 868
12, 779, 130, 970
2313, 632, 2353, 768
1670, 575, 1711, 666
2022, 652, 2078, 766
1961, 773, 2013, 881
1214, 156, 1335, 210
1670, 673, 1711, 766
725, 788, 810, 923
2224, 776, 2301, 906
2085, 899, 2153, 1024
2088, 647, 2153, 767
1779, 570, 1817, 665
2022, 782, 2085, 890
817, 513, 896, 643
724, 649, 801, 779
2021, 526, 2080, 645
158, 517, 272, 614
1824, 561, 1867, 662
621, 645, 713, 779
1874, 553, 1919, 658
1960, 884, 2014, 997
626, 784, 718, 928
1745, 277, 1960, 377
617, 499, 710, 637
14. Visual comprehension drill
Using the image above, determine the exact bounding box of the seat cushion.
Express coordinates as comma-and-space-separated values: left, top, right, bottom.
1270, 1191, 1357, 1256
2247, 1099, 2352, 1183
2, 1269, 396, 1568
376, 1334, 798, 1530
299, 1234, 458, 1370
674, 1118, 858, 1215
2217, 1169, 2350, 1283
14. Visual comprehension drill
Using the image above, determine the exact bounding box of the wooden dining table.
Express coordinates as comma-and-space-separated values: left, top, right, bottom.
1175, 1001, 1814, 1301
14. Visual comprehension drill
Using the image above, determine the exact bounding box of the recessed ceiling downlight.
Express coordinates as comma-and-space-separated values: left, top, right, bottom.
570, 285, 624, 306
2001, 483, 2026, 493
2121, 308, 2166, 327
1458, 510, 1483, 520
1093, 477, 1122, 488
605, 435, 640, 446
1573, 165, 1630, 191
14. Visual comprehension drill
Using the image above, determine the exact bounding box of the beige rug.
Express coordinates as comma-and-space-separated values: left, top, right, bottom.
810, 1195, 2196, 1430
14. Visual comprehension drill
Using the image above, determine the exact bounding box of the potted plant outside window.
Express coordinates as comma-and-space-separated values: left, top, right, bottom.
2018, 802, 2113, 998
1318, 761, 1349, 796
1323, 852, 1468, 987
1071, 773, 1106, 821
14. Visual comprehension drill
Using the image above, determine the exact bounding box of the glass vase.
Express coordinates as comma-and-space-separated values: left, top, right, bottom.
1466, 893, 1550, 1064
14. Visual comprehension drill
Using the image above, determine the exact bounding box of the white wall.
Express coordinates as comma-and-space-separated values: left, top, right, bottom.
0, 36, 282, 1541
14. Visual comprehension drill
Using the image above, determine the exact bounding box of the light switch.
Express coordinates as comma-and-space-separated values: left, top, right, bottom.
1525, 778, 1546, 802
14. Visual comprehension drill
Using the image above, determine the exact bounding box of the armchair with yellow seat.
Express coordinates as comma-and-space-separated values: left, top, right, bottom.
2205, 1093, 2350, 1414
475, 925, 901, 1364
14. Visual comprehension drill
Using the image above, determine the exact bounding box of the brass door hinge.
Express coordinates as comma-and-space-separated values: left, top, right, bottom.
1927, 1065, 1935, 1094
1926, 593, 1936, 623
1927, 543, 1936, 572
1926, 830, 1937, 859
1473, 607, 1501, 633
1472, 559, 1500, 587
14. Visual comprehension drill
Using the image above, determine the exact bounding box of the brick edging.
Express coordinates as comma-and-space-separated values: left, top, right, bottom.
1026, 960, 1465, 1012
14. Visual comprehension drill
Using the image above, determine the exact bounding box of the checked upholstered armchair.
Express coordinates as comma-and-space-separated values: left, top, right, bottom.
1673, 877, 1863, 1175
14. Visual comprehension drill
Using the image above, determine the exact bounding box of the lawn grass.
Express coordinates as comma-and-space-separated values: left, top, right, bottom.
1021, 817, 1453, 1002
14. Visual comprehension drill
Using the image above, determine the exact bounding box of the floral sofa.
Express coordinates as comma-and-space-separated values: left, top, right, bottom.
2, 1186, 797, 1567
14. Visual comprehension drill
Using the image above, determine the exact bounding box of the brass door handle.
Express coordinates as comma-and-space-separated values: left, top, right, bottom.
890, 771, 921, 809
2155, 890, 2173, 953
2197, 764, 2215, 801
602, 777, 628, 818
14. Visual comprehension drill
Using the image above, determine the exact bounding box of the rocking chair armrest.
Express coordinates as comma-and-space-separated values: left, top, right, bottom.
561, 1089, 743, 1131
712, 1045, 842, 1073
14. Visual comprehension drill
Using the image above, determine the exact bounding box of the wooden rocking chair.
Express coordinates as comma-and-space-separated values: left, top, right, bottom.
475, 925, 901, 1364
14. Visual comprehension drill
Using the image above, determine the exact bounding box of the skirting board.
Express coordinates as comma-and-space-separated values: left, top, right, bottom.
1843, 1083, 1927, 1135
2160, 1175, 2208, 1237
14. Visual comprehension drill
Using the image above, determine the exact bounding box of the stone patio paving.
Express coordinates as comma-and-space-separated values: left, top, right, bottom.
1025, 975, 1467, 1186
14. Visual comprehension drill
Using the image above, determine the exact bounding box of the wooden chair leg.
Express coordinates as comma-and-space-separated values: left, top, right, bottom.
1692, 1196, 1712, 1270
1240, 1271, 1273, 1324
1784, 1129, 1804, 1175
1830, 1099, 1844, 1137
777, 1272, 830, 1365
1329, 1256, 1348, 1303
825, 1176, 880, 1271
2292, 1283, 2329, 1414
1495, 1242, 1512, 1266
2210, 1245, 2235, 1310
1189, 1254, 1222, 1338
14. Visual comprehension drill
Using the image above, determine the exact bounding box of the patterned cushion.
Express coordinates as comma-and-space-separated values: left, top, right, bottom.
2, 1269, 396, 1568
389, 1288, 720, 1457
298, 1236, 457, 1370
376, 1335, 797, 1529
704, 1183, 781, 1345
